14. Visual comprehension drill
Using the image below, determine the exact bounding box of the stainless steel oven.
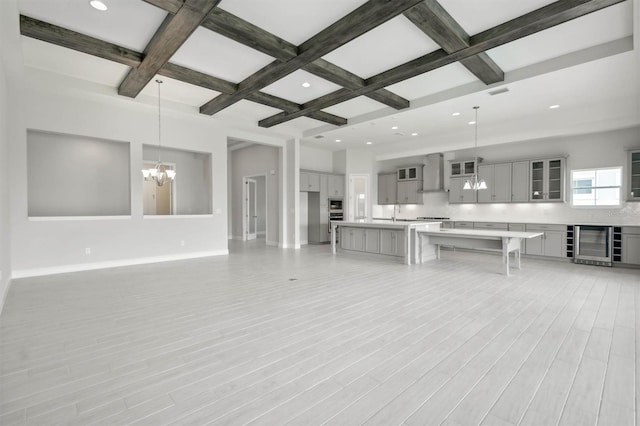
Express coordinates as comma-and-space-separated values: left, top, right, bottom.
574, 225, 613, 266
328, 198, 343, 234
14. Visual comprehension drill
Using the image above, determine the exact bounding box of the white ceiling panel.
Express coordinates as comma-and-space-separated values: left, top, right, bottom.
21, 36, 130, 87
18, 0, 166, 51
487, 2, 633, 72
214, 99, 281, 124
218, 0, 368, 45
170, 27, 274, 84
438, 0, 557, 36
272, 116, 327, 133
261, 70, 342, 104
322, 96, 386, 119
386, 62, 478, 100
322, 15, 440, 79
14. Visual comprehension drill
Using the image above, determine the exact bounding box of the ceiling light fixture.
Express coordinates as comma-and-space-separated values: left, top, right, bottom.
335, 139, 341, 142
142, 80, 176, 186
301, 82, 311, 88
411, 132, 418, 136
89, 0, 108, 11
468, 121, 476, 125
549, 104, 560, 109
391, 126, 398, 130
452, 112, 460, 116
366, 141, 372, 145
463, 106, 487, 191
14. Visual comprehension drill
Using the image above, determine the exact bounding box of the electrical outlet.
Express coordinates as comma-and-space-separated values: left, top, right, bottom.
85, 247, 91, 255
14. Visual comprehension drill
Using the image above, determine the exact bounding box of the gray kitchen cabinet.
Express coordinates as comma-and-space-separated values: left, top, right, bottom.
365, 229, 380, 253
530, 158, 565, 202
622, 227, 640, 265
397, 180, 422, 204
509, 223, 527, 254
477, 163, 512, 203
454, 221, 474, 229
397, 166, 422, 181
629, 150, 640, 201
300, 171, 320, 192
378, 173, 397, 204
328, 174, 345, 197
473, 222, 508, 230
450, 159, 477, 176
320, 174, 328, 201
525, 224, 566, 257
379, 229, 406, 257
341, 227, 365, 251
449, 177, 477, 204
511, 161, 530, 202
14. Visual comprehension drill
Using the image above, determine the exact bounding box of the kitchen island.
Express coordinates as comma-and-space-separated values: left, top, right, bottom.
330, 220, 441, 265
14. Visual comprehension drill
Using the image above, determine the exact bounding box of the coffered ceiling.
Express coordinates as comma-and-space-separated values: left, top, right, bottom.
15, 0, 640, 157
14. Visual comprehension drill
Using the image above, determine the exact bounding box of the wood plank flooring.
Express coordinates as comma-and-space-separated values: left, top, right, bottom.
0, 241, 638, 425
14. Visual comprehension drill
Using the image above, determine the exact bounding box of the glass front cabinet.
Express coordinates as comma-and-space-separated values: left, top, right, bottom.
629, 149, 640, 201
529, 158, 565, 202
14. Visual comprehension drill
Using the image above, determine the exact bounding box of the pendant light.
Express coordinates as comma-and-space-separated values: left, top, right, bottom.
463, 106, 487, 191
142, 79, 176, 186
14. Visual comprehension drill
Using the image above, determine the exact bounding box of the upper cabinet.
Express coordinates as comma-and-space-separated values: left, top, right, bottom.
450, 159, 477, 177
530, 158, 565, 202
477, 163, 512, 203
397, 166, 422, 181
629, 149, 640, 201
511, 161, 530, 202
300, 171, 320, 192
449, 177, 477, 204
397, 181, 423, 204
378, 173, 397, 205
328, 174, 345, 198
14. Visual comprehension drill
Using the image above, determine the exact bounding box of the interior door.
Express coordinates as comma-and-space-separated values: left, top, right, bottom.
245, 178, 257, 240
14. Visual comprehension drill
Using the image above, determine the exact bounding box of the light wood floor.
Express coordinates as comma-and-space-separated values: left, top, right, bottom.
1, 241, 639, 425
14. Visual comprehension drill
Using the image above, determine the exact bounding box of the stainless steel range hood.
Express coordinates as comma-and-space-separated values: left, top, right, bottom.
420, 153, 445, 193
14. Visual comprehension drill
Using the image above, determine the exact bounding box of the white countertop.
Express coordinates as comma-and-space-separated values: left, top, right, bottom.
417, 228, 544, 239
331, 220, 441, 229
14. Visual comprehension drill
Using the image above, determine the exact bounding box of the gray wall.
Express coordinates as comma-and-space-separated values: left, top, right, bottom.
229, 145, 280, 244
143, 145, 212, 215
255, 175, 266, 235
27, 131, 131, 216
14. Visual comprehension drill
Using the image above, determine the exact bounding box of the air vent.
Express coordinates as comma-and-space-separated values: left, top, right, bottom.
488, 87, 510, 96
313, 135, 324, 139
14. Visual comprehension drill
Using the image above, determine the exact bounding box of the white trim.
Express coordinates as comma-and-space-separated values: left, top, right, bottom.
0, 277, 10, 316
11, 250, 228, 279
29, 216, 132, 221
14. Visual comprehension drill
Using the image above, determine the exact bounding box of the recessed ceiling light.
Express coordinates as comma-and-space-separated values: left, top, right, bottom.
301, 82, 311, 88
468, 121, 476, 125
549, 104, 560, 109
391, 126, 398, 130
366, 141, 373, 145
411, 132, 418, 136
89, 0, 108, 11
452, 112, 460, 116
335, 139, 341, 143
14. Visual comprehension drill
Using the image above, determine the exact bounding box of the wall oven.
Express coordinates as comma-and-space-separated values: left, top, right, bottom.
574, 225, 613, 266
328, 198, 343, 233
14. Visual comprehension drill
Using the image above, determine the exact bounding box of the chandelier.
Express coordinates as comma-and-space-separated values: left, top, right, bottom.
463, 106, 487, 191
142, 79, 175, 186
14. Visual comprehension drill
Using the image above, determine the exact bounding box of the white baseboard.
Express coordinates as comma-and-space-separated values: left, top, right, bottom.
12, 250, 229, 279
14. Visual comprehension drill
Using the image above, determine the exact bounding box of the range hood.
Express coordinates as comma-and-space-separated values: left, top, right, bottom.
420, 153, 445, 192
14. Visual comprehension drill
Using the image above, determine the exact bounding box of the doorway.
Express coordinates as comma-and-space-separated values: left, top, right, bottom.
143, 161, 175, 215
242, 174, 267, 241
348, 174, 369, 222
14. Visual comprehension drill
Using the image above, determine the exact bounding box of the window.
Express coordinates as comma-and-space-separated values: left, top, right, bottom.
571, 167, 622, 207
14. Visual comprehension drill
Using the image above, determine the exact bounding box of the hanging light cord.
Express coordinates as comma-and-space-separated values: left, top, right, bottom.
157, 79, 162, 164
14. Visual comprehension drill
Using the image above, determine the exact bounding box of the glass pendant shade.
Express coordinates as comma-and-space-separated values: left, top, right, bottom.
463, 106, 487, 192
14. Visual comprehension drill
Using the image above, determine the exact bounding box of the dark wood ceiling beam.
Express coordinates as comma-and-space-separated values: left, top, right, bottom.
246, 92, 347, 126
19, 16, 347, 127
142, 0, 184, 14
20, 15, 142, 68
403, 0, 504, 85
118, 0, 221, 98
258, 0, 626, 128
202, 9, 298, 61
199, 0, 423, 115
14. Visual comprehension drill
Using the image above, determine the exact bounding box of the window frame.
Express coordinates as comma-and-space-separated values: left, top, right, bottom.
570, 166, 622, 207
